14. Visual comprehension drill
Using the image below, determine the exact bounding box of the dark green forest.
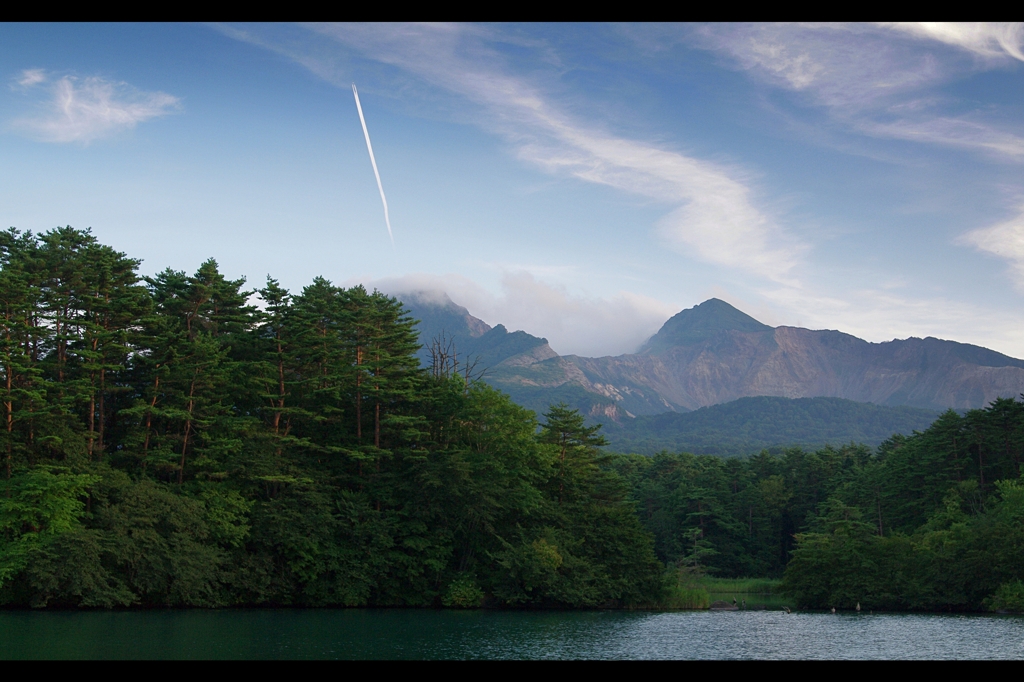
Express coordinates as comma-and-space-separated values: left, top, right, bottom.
616, 399, 1024, 612
1, 226, 1022, 612
0, 227, 660, 608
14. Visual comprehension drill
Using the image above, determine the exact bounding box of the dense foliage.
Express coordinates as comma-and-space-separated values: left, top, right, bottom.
613, 445, 874, 579
603, 396, 939, 456
782, 399, 1024, 611
0, 227, 662, 608
614, 398, 1024, 611
2, 226, 1021, 613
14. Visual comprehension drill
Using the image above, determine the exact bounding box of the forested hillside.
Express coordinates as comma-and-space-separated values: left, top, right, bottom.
602, 396, 939, 456
616, 397, 1024, 611
0, 227, 661, 608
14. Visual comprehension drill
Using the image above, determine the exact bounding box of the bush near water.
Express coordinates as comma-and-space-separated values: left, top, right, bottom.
1, 227, 1023, 611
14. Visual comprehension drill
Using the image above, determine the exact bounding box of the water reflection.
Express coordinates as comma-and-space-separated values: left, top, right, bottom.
1, 609, 1022, 659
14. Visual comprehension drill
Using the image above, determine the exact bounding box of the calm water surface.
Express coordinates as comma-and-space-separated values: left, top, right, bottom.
2, 609, 1022, 659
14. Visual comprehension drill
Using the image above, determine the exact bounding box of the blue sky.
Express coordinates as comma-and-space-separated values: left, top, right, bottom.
3, 23, 1024, 358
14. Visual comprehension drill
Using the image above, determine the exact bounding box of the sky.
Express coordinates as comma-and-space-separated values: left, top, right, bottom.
2, 23, 1024, 359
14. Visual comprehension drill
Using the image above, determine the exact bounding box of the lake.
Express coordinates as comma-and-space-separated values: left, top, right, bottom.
2, 609, 1022, 659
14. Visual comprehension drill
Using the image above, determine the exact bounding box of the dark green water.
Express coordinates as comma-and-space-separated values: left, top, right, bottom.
2, 609, 1022, 659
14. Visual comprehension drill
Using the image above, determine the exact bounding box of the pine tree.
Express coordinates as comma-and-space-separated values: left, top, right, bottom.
287, 277, 352, 459
539, 402, 608, 505
133, 261, 254, 483
0, 229, 46, 477
70, 239, 148, 460
362, 290, 424, 451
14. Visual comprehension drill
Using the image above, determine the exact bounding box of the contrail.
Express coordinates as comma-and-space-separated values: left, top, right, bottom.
352, 83, 394, 247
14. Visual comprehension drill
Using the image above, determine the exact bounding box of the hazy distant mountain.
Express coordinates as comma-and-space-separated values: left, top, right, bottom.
401, 294, 1024, 421
600, 396, 939, 457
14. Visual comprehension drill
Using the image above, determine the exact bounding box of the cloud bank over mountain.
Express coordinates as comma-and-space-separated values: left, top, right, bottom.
367, 271, 675, 358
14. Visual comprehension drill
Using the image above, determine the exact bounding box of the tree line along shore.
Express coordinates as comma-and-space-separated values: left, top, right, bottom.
1, 227, 1022, 612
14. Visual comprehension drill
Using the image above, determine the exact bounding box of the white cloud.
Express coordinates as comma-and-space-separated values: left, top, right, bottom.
861, 117, 1024, 160
512, 119, 804, 279
882, 23, 1024, 62
695, 23, 1024, 162
14, 68, 47, 88
222, 23, 803, 283
12, 72, 180, 143
960, 206, 1024, 291
363, 270, 676, 357
695, 23, 941, 111
743, 36, 824, 89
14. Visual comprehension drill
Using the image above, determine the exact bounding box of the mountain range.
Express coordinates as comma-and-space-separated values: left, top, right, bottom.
401, 293, 1024, 424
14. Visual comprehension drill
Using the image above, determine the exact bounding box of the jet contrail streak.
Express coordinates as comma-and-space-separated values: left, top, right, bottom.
352, 84, 394, 247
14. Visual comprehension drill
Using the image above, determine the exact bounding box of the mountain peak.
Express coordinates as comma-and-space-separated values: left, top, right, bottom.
639, 298, 772, 353
400, 290, 492, 338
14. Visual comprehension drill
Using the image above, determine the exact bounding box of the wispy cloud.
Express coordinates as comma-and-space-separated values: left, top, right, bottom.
693, 23, 1024, 161
13, 68, 47, 88
222, 23, 803, 282
689, 22, 1024, 328
364, 270, 676, 357
861, 117, 1024, 160
11, 71, 180, 143
882, 23, 1024, 62
960, 205, 1024, 291
694, 23, 941, 111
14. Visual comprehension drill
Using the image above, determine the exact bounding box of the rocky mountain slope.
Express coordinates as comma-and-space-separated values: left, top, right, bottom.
400, 292, 556, 373
401, 294, 1024, 420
